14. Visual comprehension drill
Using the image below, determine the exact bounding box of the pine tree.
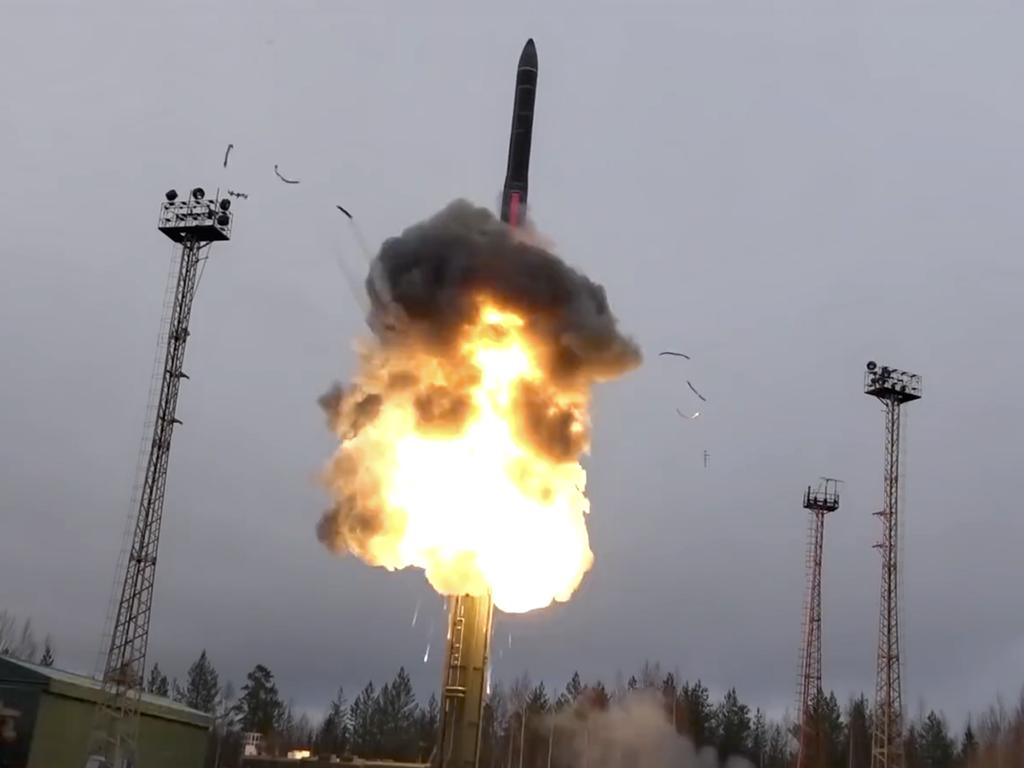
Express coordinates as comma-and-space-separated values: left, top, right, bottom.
316, 686, 350, 757
715, 687, 752, 759
211, 680, 236, 768
519, 683, 551, 767
39, 637, 55, 667
379, 667, 418, 759
172, 677, 187, 703
526, 682, 550, 713
146, 662, 170, 696
184, 650, 220, 714
765, 722, 791, 768
638, 660, 662, 689
234, 664, 284, 737
662, 673, 679, 727
287, 712, 314, 750
370, 682, 388, 757
13, 618, 38, 662
416, 693, 439, 762
482, 684, 508, 768
278, 702, 296, 742
556, 671, 584, 710
814, 690, 845, 768
846, 695, 871, 768
349, 681, 377, 757
750, 708, 767, 767
585, 680, 610, 711
958, 722, 977, 766
679, 679, 716, 748
919, 711, 955, 768
905, 723, 922, 768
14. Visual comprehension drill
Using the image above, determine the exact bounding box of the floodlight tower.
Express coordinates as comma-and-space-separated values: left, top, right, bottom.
796, 479, 840, 768
864, 362, 922, 768
89, 188, 232, 767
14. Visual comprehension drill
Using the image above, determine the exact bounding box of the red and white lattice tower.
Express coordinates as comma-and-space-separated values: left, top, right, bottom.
796, 479, 839, 768
864, 362, 922, 768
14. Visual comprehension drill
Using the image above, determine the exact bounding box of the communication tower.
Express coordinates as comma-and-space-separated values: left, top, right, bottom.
864, 361, 922, 768
796, 478, 840, 768
88, 188, 232, 767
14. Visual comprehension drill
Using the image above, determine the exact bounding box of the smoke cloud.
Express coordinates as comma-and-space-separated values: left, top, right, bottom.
316, 200, 640, 607
546, 691, 753, 768
363, 199, 640, 384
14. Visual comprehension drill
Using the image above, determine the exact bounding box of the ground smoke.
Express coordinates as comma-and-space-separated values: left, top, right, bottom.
542, 692, 753, 768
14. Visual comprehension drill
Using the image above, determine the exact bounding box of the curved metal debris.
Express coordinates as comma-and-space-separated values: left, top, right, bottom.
274, 164, 300, 184
686, 380, 707, 402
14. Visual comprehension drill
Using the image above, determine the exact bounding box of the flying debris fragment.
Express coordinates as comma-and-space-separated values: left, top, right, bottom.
223, 143, 234, 168
226, 190, 249, 200
411, 600, 420, 628
423, 644, 430, 663
676, 408, 700, 420
686, 380, 707, 402
335, 204, 372, 263
274, 164, 300, 184
658, 350, 691, 360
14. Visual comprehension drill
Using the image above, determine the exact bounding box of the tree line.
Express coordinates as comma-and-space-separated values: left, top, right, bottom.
145, 652, 438, 766
146, 651, 1023, 768
0, 611, 55, 667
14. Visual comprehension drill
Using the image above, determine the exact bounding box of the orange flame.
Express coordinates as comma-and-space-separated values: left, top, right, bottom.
322, 302, 594, 614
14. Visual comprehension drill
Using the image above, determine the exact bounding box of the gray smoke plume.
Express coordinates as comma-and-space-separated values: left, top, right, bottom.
365, 199, 640, 379
544, 691, 753, 768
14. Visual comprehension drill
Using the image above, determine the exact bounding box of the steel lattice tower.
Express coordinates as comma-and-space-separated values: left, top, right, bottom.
864, 362, 921, 768
89, 188, 232, 768
796, 479, 839, 768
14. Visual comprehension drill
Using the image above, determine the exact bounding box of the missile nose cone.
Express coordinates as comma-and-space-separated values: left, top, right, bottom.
519, 38, 537, 70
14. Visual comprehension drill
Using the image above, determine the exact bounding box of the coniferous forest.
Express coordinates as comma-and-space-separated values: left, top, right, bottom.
150, 651, 1022, 768
2, 611, 1022, 766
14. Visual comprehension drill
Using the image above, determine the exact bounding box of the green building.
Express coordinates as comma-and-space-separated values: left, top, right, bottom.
0, 656, 211, 768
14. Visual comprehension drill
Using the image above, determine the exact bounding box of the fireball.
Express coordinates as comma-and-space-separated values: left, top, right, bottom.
317, 201, 639, 615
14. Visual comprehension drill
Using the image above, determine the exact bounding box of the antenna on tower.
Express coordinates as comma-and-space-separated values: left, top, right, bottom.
863, 361, 922, 768
86, 188, 233, 768
796, 478, 839, 768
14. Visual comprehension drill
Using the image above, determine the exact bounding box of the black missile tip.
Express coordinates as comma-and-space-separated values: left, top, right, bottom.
519, 38, 537, 68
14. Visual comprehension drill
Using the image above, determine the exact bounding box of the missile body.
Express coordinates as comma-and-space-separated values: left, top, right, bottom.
434, 41, 538, 768
500, 39, 538, 227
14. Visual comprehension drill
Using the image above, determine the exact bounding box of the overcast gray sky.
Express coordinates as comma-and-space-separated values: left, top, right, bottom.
2, 0, 1022, 725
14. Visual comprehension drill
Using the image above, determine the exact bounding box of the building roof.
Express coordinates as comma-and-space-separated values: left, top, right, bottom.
0, 656, 211, 729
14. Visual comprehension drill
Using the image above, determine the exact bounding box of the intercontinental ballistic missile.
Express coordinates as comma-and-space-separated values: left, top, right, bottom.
500, 38, 538, 227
